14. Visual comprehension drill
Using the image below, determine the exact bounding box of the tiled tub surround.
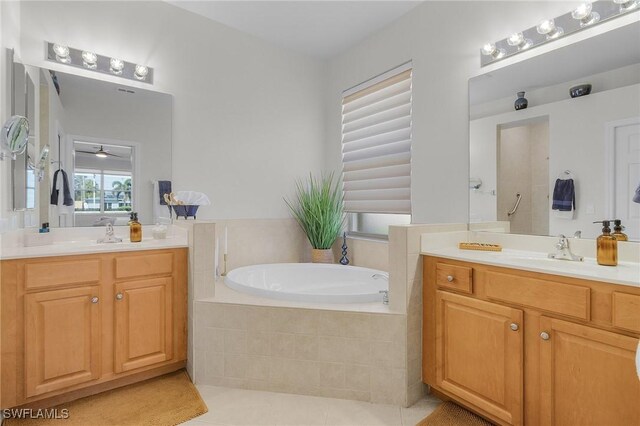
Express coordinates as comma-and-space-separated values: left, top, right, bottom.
191, 222, 469, 407
194, 302, 408, 405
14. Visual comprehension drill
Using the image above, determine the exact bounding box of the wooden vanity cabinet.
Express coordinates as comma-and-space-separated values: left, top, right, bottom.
423, 256, 640, 426
1, 248, 188, 409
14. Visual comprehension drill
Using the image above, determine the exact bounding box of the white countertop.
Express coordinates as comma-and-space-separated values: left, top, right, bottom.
422, 247, 640, 288
0, 225, 188, 260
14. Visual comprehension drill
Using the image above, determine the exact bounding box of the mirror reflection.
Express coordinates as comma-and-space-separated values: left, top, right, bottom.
17, 66, 173, 226
469, 21, 640, 240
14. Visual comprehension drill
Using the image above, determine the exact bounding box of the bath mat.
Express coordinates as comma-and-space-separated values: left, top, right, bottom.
417, 401, 494, 426
5, 370, 208, 426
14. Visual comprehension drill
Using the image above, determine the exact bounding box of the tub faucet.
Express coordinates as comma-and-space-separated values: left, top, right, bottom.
372, 273, 389, 280
379, 290, 389, 305
548, 234, 583, 262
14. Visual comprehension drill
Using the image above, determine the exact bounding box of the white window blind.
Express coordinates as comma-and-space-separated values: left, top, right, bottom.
341, 63, 412, 214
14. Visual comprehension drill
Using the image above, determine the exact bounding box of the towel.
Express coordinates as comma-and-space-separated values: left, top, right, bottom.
552, 178, 575, 211
50, 169, 74, 206
633, 182, 640, 204
159, 180, 172, 205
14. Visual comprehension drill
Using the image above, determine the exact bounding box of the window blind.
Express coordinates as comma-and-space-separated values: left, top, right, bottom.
341, 63, 412, 214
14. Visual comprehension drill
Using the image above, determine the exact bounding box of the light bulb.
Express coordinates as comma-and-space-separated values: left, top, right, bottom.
572, 2, 600, 27
82, 51, 97, 69
53, 44, 70, 64
507, 32, 532, 50
95, 152, 108, 158
110, 58, 124, 75
481, 43, 505, 60
613, 0, 639, 11
537, 19, 564, 40
134, 64, 148, 80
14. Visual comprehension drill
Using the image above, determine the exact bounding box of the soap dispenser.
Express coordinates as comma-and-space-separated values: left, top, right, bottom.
130, 212, 142, 243
612, 220, 628, 241
594, 220, 617, 266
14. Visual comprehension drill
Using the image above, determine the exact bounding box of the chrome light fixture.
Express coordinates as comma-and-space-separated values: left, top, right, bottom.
480, 0, 639, 67
53, 44, 71, 64
507, 32, 532, 50
572, 2, 600, 27
537, 19, 564, 39
109, 58, 124, 75
481, 43, 505, 59
614, 0, 639, 12
81, 51, 97, 69
134, 65, 149, 80
45, 42, 154, 84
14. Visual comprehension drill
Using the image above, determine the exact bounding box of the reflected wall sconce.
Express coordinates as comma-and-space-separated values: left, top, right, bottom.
480, 0, 638, 67
45, 42, 154, 84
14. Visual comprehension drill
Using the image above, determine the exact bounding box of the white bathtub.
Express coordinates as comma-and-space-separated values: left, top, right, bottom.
224, 263, 388, 303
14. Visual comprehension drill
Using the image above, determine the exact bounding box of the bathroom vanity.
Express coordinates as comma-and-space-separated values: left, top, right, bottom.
0, 247, 188, 409
422, 255, 640, 426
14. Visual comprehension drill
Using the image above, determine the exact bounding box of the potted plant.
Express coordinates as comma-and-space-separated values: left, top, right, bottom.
285, 173, 344, 263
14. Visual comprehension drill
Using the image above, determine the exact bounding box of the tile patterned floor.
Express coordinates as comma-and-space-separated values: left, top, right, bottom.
185, 385, 441, 426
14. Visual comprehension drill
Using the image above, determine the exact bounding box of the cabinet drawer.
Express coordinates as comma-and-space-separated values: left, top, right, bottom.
612, 292, 640, 333
485, 271, 590, 320
436, 263, 473, 294
25, 259, 101, 290
115, 252, 173, 280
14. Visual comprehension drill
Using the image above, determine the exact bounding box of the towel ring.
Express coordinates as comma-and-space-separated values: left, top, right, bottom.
558, 170, 574, 180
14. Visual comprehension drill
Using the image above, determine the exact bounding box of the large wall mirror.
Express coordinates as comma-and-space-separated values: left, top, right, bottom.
469, 20, 640, 240
10, 56, 172, 227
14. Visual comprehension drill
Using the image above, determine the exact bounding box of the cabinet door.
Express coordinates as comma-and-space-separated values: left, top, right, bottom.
539, 317, 640, 426
24, 286, 101, 397
114, 277, 173, 373
435, 290, 523, 425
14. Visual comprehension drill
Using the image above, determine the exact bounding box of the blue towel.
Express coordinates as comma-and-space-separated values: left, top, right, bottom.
159, 180, 172, 205
552, 178, 575, 211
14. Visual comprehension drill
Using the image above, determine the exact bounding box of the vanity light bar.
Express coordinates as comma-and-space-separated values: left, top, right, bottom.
45, 42, 154, 84
480, 0, 638, 67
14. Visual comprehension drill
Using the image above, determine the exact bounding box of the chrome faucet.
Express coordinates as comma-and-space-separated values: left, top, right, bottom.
372, 273, 389, 280
97, 223, 122, 244
574, 230, 582, 239
372, 274, 389, 305
548, 234, 583, 261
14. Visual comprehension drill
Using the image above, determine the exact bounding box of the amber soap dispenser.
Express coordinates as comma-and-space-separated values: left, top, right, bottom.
594, 220, 617, 266
612, 219, 628, 241
130, 212, 142, 243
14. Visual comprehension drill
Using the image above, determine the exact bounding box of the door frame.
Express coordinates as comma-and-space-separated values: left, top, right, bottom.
604, 116, 640, 218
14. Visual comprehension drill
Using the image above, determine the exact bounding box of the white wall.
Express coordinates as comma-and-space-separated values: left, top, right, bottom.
324, 1, 574, 224
470, 83, 640, 239
16, 0, 327, 221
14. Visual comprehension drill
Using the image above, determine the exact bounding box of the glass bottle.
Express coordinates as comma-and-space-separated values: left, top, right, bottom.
130, 212, 142, 243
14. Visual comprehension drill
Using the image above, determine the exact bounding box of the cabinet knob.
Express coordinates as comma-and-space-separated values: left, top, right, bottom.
115, 292, 124, 301
447, 275, 454, 282
91, 296, 99, 304
510, 323, 519, 331
540, 331, 550, 341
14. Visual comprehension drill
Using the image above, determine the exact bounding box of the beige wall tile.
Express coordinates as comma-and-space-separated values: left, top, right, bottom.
270, 333, 296, 358
294, 334, 319, 360
343, 339, 371, 364
318, 336, 346, 362
224, 354, 248, 378
318, 362, 346, 389
370, 314, 405, 343
247, 330, 270, 356
270, 308, 318, 334
245, 355, 270, 381
224, 329, 247, 354
345, 364, 371, 391
246, 306, 271, 332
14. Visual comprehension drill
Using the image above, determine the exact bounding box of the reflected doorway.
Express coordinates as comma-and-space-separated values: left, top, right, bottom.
497, 119, 550, 235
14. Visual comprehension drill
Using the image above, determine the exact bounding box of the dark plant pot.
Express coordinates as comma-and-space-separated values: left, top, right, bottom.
172, 205, 199, 219
514, 91, 528, 110
570, 84, 592, 98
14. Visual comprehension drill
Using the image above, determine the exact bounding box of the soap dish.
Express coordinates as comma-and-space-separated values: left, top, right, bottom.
459, 242, 502, 252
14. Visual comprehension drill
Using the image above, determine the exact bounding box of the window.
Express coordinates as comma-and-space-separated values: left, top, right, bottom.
74, 170, 132, 213
341, 62, 412, 237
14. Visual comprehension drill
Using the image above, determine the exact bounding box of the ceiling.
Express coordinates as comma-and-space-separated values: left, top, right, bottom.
167, 1, 423, 58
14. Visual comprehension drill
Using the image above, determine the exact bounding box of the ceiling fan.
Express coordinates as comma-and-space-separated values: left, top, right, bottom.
76, 145, 122, 158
